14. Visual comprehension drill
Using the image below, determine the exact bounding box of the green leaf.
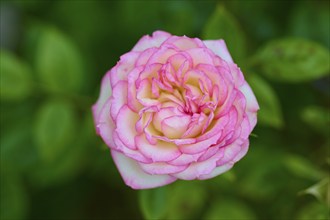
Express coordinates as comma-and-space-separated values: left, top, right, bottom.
34, 99, 77, 163
162, 2, 196, 35
29, 137, 86, 188
30, 111, 88, 188
202, 4, 246, 63
288, 1, 330, 48
166, 181, 207, 220
0, 117, 38, 173
253, 38, 330, 82
247, 73, 283, 128
295, 201, 329, 220
283, 154, 325, 181
0, 169, 28, 220
237, 145, 288, 200
35, 27, 84, 92
0, 50, 33, 100
139, 187, 169, 220
202, 198, 257, 220
301, 106, 330, 136
23, 22, 47, 68
300, 178, 330, 208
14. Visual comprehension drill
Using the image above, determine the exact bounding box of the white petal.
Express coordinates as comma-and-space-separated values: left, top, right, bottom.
203, 39, 233, 63
111, 150, 176, 189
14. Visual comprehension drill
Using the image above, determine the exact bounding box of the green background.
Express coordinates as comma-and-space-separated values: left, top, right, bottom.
0, 0, 329, 220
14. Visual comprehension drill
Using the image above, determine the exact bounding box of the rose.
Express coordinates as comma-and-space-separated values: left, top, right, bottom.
92, 31, 259, 189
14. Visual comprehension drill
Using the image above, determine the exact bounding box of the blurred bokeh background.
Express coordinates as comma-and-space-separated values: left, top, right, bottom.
0, 0, 329, 220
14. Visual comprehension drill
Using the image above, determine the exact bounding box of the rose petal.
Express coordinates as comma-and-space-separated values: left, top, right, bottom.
135, 134, 181, 162
110, 81, 128, 121
132, 31, 172, 52
203, 39, 233, 63
161, 115, 191, 139
153, 107, 183, 132
110, 51, 140, 87
182, 113, 208, 138
198, 163, 234, 180
136, 111, 153, 134
92, 73, 112, 126
113, 132, 151, 163
229, 63, 245, 87
232, 139, 249, 163
97, 99, 116, 148
178, 114, 229, 154
115, 105, 139, 150
111, 150, 176, 189
135, 48, 158, 66
171, 149, 224, 180
197, 145, 220, 162
163, 36, 204, 51
167, 52, 193, 78
136, 79, 160, 107
185, 47, 215, 66
196, 64, 228, 105
239, 82, 259, 129
138, 161, 188, 175
216, 140, 243, 166
167, 152, 203, 166
127, 66, 144, 112
146, 47, 179, 65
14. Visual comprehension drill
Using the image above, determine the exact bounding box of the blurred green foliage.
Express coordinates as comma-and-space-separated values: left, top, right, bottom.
0, 0, 329, 220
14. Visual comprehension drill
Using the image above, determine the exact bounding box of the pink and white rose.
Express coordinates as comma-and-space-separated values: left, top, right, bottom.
92, 31, 259, 189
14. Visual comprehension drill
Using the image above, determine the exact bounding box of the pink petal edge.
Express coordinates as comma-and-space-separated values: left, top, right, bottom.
111, 150, 177, 189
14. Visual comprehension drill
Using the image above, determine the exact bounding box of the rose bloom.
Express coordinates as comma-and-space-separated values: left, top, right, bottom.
92, 31, 259, 189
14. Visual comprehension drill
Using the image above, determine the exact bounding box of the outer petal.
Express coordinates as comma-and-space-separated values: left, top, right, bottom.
111, 150, 177, 189
132, 31, 172, 51
112, 132, 151, 163
127, 66, 144, 112
203, 39, 233, 63
115, 105, 139, 150
162, 36, 205, 50
171, 149, 224, 180
239, 82, 259, 129
98, 99, 116, 148
110, 51, 140, 87
110, 80, 128, 121
228, 63, 245, 87
92, 73, 111, 127
185, 48, 215, 66
167, 152, 203, 166
135, 47, 158, 66
138, 161, 188, 175
216, 139, 247, 166
198, 163, 234, 180
232, 139, 249, 163
135, 135, 181, 162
